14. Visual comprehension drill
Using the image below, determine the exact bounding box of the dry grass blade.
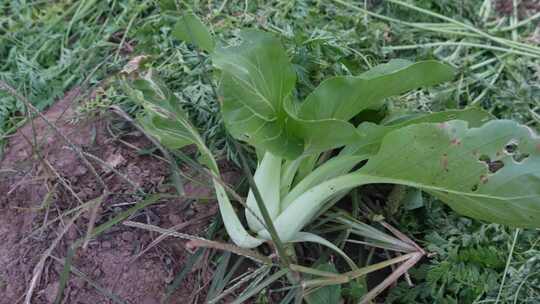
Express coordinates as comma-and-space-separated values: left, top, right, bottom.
24, 208, 85, 304
82, 151, 143, 193
0, 80, 107, 192
231, 268, 289, 304
0, 79, 112, 252
380, 221, 425, 254
129, 211, 215, 262
42, 157, 84, 205
359, 252, 424, 304
208, 267, 271, 304
123, 221, 273, 264
82, 194, 106, 249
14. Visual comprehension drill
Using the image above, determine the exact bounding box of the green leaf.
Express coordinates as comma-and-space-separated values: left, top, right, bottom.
214, 182, 264, 248
139, 114, 194, 149
280, 157, 305, 199
359, 120, 540, 227
341, 108, 492, 156
259, 120, 540, 242
122, 70, 264, 248
402, 188, 424, 211
172, 13, 215, 52
299, 60, 454, 122
286, 60, 456, 153
281, 155, 367, 210
304, 262, 342, 304
124, 71, 211, 162
158, 0, 176, 11
214, 32, 460, 158
290, 232, 357, 271
214, 30, 303, 159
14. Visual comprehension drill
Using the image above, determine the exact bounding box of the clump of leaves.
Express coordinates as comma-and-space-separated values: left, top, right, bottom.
124, 13, 540, 302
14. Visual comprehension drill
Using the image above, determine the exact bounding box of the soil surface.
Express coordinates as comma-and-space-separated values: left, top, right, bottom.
0, 88, 232, 303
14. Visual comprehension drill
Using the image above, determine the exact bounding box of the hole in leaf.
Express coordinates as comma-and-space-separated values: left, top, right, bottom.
478, 155, 504, 173
512, 152, 529, 163
487, 161, 504, 173
451, 138, 461, 146
471, 184, 479, 192
504, 141, 518, 154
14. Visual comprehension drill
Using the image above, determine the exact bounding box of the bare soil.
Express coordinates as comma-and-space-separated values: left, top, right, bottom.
0, 88, 231, 303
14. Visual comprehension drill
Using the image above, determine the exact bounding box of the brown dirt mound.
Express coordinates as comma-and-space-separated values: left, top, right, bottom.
0, 88, 231, 303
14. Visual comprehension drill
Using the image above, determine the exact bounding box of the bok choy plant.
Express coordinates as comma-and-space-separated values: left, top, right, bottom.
120, 13, 540, 302
202, 27, 540, 247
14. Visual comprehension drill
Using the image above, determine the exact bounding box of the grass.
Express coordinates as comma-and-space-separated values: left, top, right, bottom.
1, 0, 539, 303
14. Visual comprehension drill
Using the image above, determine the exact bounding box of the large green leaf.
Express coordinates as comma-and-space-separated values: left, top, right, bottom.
360, 120, 540, 227
297, 60, 455, 122
259, 120, 540, 242
213, 30, 303, 159
286, 60, 455, 153
341, 108, 492, 156
172, 13, 215, 52
214, 32, 458, 158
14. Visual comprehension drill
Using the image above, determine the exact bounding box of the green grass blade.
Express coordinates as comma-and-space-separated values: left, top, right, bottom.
231, 268, 289, 304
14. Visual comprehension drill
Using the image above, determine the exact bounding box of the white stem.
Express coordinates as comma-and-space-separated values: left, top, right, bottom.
245, 151, 282, 232
258, 173, 388, 241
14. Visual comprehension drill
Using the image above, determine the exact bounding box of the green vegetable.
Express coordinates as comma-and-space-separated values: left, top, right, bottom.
144, 15, 540, 268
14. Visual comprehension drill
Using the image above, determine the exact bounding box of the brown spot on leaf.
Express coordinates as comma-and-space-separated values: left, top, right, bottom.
488, 160, 504, 173
480, 175, 489, 184
451, 138, 461, 146
441, 153, 449, 172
